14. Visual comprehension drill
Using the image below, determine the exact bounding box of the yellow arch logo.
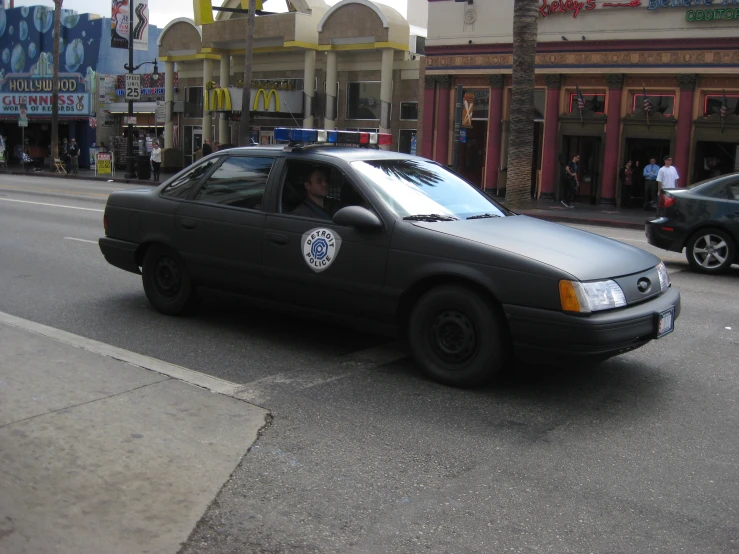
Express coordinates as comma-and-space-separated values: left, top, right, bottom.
253, 89, 280, 112
205, 88, 232, 111
193, 0, 263, 25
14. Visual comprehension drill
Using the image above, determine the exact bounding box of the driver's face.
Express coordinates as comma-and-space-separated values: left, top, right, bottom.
305, 170, 328, 198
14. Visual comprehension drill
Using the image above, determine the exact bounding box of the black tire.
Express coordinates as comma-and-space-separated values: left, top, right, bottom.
686, 228, 735, 275
141, 245, 196, 315
408, 285, 508, 387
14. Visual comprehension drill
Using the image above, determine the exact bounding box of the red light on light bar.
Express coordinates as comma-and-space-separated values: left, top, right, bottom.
359, 133, 370, 145
378, 133, 392, 146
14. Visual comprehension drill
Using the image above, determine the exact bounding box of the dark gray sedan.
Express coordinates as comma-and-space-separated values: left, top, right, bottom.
99, 144, 680, 387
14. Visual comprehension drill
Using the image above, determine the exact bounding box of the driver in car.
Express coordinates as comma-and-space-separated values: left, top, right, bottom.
291, 167, 334, 220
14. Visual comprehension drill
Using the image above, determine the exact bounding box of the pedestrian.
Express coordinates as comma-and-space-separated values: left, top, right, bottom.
202, 138, 212, 157
561, 153, 580, 208
620, 160, 633, 208
60, 138, 70, 173
68, 138, 80, 176
150, 141, 162, 182
643, 157, 660, 210
657, 154, 679, 196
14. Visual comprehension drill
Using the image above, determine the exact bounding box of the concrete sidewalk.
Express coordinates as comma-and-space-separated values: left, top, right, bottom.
0, 167, 177, 187
0, 312, 267, 554
517, 199, 651, 230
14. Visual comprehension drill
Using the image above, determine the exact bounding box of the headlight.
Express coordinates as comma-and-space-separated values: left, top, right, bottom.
656, 262, 670, 291
559, 279, 627, 313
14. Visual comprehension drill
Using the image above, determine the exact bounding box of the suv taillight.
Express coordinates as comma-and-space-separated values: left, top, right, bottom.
659, 192, 676, 209
103, 213, 108, 231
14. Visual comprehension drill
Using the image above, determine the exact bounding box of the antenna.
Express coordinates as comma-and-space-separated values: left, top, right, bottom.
283, 101, 301, 128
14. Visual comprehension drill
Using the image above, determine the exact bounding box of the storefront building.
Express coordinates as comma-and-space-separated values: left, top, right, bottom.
421, 0, 739, 205
0, 4, 161, 168
157, 0, 422, 169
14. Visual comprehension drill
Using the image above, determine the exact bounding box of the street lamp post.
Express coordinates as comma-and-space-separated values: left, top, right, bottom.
123, 57, 159, 178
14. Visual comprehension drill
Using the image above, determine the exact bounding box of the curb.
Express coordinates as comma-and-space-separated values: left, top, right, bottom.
1, 169, 161, 187
521, 212, 646, 231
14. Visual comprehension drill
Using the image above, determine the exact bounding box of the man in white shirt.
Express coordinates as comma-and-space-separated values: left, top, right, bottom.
657, 155, 679, 193
150, 141, 162, 181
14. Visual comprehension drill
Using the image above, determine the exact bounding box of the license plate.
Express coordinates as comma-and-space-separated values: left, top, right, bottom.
656, 307, 675, 338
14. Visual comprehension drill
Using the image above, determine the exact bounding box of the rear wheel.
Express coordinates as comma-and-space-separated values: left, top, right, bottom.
142, 245, 197, 315
686, 228, 735, 274
408, 285, 508, 387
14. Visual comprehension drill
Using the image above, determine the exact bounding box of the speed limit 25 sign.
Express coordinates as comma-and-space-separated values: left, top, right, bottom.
125, 74, 141, 101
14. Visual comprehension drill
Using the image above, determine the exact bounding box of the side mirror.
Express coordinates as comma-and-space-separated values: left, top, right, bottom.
333, 206, 383, 230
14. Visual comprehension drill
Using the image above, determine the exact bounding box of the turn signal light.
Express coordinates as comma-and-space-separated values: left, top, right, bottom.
559, 280, 581, 313
103, 213, 108, 231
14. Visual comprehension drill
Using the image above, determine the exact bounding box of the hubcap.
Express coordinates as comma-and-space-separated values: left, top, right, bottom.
154, 256, 181, 297
430, 310, 477, 366
692, 234, 728, 269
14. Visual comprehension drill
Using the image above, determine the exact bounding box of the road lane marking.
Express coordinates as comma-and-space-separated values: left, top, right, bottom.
64, 237, 98, 244
0, 197, 104, 212
0, 311, 244, 399
0, 185, 109, 198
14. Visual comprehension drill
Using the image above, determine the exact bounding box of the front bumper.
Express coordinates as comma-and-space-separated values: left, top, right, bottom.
504, 287, 681, 363
99, 237, 141, 275
645, 217, 688, 252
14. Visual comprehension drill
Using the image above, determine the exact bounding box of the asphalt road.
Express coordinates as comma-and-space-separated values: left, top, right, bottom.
1, 175, 737, 554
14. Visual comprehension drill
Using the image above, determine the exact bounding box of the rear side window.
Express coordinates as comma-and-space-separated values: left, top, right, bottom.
193, 156, 274, 210
729, 183, 739, 200
161, 159, 218, 199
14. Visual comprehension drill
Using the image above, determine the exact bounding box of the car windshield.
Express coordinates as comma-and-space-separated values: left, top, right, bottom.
351, 159, 509, 220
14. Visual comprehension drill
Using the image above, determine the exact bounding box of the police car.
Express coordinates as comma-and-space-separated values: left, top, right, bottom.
99, 128, 680, 387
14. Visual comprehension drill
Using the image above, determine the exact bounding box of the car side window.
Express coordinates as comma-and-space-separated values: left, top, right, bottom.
193, 156, 274, 210
729, 182, 739, 201
161, 159, 218, 199
280, 160, 369, 221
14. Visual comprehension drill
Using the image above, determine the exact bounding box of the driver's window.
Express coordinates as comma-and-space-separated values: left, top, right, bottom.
280, 161, 368, 221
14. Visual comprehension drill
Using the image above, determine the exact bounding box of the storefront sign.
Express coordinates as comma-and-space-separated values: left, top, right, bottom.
124, 116, 138, 125
0, 94, 91, 115
206, 88, 232, 111
224, 87, 303, 114
647, 0, 732, 9
96, 152, 112, 175
539, 0, 595, 18
6, 78, 81, 92
686, 8, 739, 20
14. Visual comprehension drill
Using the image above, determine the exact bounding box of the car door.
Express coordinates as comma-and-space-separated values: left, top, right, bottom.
174, 154, 276, 293
726, 179, 739, 244
260, 158, 393, 318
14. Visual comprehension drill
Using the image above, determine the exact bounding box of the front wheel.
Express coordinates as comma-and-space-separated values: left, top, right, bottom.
408, 285, 508, 387
686, 228, 735, 274
142, 245, 197, 315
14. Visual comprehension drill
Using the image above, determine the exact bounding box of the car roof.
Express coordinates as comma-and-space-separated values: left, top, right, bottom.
219, 145, 420, 162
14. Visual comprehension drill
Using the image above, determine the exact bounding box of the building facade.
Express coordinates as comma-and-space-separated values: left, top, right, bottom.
157, 0, 422, 169
0, 4, 161, 168
421, 0, 739, 205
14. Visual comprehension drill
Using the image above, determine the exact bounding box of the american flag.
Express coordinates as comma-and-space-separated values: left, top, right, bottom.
642, 86, 652, 115
576, 86, 586, 111
721, 90, 729, 118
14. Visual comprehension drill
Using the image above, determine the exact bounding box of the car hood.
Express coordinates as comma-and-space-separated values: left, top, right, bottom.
413, 215, 659, 281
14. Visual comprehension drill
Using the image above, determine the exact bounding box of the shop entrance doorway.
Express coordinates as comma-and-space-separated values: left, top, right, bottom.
458, 120, 487, 188
624, 138, 670, 207
562, 135, 601, 204
693, 141, 739, 183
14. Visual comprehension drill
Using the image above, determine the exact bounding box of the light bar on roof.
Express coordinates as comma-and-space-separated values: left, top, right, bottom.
274, 128, 393, 147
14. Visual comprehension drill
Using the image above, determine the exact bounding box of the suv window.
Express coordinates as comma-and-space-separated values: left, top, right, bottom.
193, 156, 274, 210
161, 159, 218, 199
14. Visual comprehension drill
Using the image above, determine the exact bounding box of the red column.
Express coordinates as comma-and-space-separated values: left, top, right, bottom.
484, 75, 504, 192
421, 76, 436, 159
600, 74, 624, 205
675, 75, 697, 188
434, 75, 452, 165
540, 74, 562, 199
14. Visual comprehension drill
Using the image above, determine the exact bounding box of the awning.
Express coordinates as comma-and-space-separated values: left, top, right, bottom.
108, 102, 158, 114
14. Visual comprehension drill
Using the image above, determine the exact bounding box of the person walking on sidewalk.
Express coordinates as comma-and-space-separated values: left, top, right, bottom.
620, 160, 634, 208
562, 153, 580, 208
643, 157, 660, 210
150, 141, 162, 182
68, 138, 80, 176
657, 155, 679, 196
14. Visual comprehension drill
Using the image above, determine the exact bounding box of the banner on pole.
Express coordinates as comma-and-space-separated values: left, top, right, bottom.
133, 0, 149, 51
111, 0, 130, 49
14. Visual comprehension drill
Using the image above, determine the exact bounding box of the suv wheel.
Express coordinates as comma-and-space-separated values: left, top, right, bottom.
686, 228, 735, 274
142, 245, 197, 315
408, 285, 507, 387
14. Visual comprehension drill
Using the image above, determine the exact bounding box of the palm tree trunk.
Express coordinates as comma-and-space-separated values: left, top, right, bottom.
238, 0, 257, 146
50, 0, 63, 169
505, 0, 539, 209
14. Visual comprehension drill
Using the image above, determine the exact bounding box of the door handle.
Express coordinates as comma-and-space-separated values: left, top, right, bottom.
180, 219, 196, 230
267, 232, 288, 246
